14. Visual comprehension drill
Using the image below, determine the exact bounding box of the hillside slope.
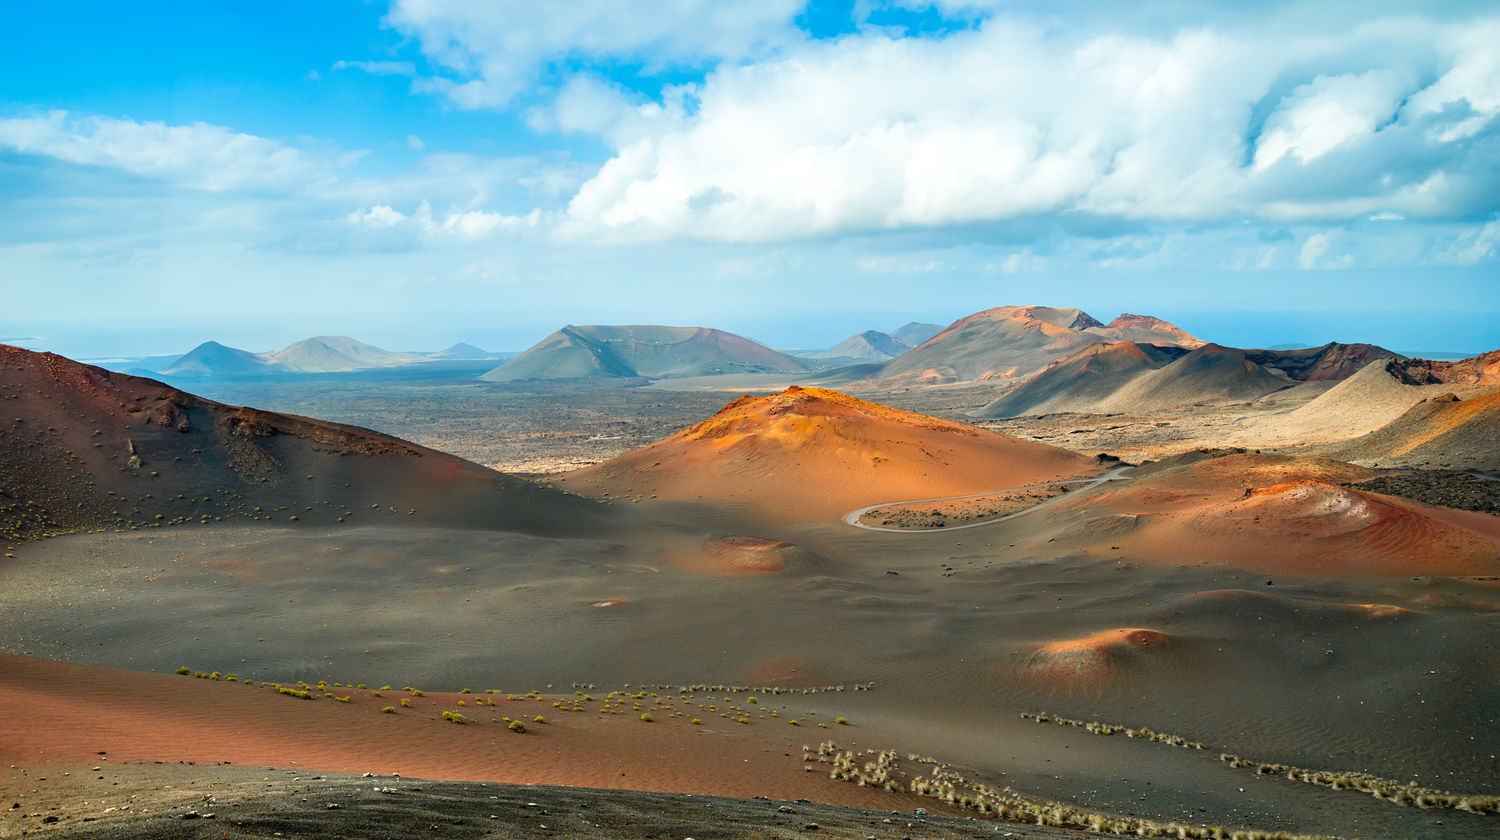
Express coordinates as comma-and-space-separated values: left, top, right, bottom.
0, 345, 605, 545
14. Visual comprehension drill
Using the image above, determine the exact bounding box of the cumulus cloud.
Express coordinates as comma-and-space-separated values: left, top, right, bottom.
0, 111, 326, 191
347, 204, 407, 228
548, 15, 1500, 243
385, 0, 804, 108
344, 201, 542, 242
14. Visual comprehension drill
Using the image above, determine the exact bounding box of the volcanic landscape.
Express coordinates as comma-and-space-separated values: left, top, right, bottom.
3, 305, 1498, 839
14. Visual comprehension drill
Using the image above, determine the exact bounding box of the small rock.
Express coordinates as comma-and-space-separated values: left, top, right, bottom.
326, 803, 342, 810
777, 805, 796, 813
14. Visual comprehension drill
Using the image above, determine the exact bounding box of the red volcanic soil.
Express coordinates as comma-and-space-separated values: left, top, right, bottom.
0, 654, 905, 811
1055, 453, 1500, 577
556, 387, 1099, 522
0, 344, 602, 542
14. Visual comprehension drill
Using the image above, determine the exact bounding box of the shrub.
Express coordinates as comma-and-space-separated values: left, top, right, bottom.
508, 720, 526, 733
381, 706, 396, 714
174, 666, 190, 675
640, 713, 654, 722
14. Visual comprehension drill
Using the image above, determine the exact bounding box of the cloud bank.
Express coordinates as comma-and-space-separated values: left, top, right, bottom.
552, 16, 1500, 242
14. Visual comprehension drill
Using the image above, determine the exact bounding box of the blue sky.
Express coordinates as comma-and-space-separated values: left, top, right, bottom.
2, 0, 1497, 358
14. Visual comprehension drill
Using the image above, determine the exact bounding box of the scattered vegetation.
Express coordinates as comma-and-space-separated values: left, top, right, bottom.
1021, 711, 1500, 815
813, 739, 1343, 839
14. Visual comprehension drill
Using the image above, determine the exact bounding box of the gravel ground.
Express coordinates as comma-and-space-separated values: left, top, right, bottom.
9, 764, 1076, 840
1344, 470, 1500, 515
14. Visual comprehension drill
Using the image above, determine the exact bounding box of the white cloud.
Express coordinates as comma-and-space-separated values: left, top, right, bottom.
999, 250, 1044, 274
1444, 219, 1500, 265
0, 110, 327, 191
549, 15, 1500, 243
343, 201, 542, 242
856, 255, 946, 274
385, 0, 805, 108
332, 59, 417, 76
347, 204, 407, 228
1298, 231, 1353, 269
405, 134, 426, 150
1253, 70, 1409, 169
420, 205, 543, 241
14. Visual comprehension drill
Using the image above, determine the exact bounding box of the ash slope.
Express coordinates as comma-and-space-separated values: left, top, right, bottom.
555, 385, 1098, 521
978, 342, 1394, 418
1308, 389, 1500, 472
0, 344, 608, 544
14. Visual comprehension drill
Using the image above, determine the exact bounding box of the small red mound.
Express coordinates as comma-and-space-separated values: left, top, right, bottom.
1023, 628, 1173, 682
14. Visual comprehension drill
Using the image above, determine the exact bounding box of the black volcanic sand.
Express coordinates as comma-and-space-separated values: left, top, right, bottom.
4, 513, 1499, 839
4, 764, 1079, 839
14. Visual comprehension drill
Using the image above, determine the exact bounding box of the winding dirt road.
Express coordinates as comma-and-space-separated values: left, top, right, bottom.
844, 466, 1134, 533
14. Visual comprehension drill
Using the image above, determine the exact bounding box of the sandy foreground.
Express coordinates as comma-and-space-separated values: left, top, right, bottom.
2, 653, 1052, 838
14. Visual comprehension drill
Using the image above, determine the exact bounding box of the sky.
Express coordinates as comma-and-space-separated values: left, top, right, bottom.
2, 0, 1498, 358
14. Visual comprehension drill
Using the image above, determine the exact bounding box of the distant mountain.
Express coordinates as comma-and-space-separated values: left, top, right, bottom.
858, 305, 1205, 388
161, 341, 268, 377
269, 336, 425, 373
157, 336, 430, 378
810, 330, 912, 364
429, 342, 501, 360
480, 325, 819, 382
889, 322, 943, 347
